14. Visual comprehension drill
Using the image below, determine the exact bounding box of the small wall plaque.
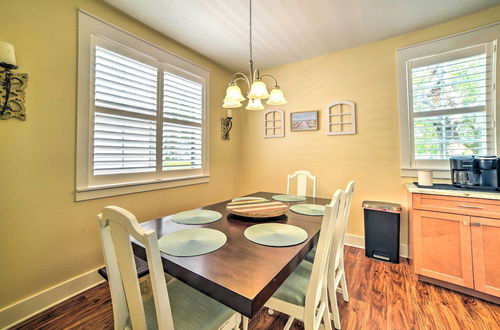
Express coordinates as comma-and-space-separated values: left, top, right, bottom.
264, 109, 285, 138
326, 101, 356, 135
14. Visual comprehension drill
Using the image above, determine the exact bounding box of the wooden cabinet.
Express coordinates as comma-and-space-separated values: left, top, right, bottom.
410, 193, 500, 299
413, 210, 473, 288
470, 217, 500, 297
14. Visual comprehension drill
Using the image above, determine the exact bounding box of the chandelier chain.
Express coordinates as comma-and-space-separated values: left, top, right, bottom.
249, 0, 253, 63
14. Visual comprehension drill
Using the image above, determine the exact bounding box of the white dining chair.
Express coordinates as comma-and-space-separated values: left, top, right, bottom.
287, 170, 317, 197
326, 181, 354, 329
262, 189, 343, 330
97, 206, 242, 330
304, 181, 354, 329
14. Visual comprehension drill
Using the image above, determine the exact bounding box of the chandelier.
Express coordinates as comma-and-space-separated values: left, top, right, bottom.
222, 0, 287, 111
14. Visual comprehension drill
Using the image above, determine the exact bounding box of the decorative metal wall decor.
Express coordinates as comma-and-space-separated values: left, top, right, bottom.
325, 101, 356, 135
0, 70, 28, 120
221, 109, 233, 140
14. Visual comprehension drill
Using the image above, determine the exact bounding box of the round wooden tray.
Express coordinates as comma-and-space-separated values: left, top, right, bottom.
226, 199, 288, 218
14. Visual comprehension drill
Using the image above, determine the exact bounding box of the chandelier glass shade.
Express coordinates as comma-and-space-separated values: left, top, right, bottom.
222, 0, 287, 110
246, 98, 264, 110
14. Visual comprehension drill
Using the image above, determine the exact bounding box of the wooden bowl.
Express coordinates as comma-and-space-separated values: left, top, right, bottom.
226, 200, 288, 218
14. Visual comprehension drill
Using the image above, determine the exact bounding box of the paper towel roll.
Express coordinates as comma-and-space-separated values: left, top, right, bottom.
417, 170, 433, 186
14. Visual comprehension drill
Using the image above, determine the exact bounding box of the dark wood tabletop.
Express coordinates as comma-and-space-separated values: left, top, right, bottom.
132, 192, 330, 318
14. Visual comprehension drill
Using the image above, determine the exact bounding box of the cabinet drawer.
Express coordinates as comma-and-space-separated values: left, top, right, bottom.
413, 194, 500, 218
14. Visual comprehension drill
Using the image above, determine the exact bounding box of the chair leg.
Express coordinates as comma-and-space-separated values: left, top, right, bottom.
242, 316, 249, 330
322, 303, 333, 330
233, 313, 242, 330
328, 287, 341, 329
283, 316, 295, 330
340, 271, 349, 302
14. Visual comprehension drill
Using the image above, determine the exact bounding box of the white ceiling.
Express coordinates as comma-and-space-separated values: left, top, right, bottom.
103, 0, 499, 72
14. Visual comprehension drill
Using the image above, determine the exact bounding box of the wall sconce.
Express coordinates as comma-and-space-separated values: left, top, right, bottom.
0, 41, 28, 121
221, 109, 233, 140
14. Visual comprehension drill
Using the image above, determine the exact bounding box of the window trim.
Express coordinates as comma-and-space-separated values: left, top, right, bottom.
397, 22, 500, 178
76, 10, 210, 201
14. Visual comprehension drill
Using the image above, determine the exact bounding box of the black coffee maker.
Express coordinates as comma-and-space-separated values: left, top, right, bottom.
450, 155, 500, 191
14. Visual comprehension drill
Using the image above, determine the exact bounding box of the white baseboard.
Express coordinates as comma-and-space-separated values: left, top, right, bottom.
344, 234, 409, 258
0, 267, 105, 330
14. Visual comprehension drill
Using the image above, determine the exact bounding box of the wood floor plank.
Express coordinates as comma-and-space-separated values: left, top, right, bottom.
10, 246, 500, 330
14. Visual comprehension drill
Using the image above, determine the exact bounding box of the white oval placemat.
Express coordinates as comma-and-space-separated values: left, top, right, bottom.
244, 223, 308, 247
290, 204, 326, 216
158, 228, 227, 257
171, 209, 222, 225
272, 194, 307, 202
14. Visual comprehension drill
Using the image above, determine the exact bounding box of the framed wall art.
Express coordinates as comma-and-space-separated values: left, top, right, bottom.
290, 111, 319, 131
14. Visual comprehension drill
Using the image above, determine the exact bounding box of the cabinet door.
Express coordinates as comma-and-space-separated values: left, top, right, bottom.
471, 217, 500, 297
413, 210, 473, 288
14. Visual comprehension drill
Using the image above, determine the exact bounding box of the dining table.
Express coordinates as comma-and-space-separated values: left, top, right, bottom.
132, 191, 330, 318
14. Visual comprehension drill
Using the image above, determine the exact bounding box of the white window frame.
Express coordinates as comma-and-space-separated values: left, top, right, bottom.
76, 11, 210, 201
397, 22, 500, 178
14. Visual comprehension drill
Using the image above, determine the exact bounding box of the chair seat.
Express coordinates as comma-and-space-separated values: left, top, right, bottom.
272, 260, 313, 306
305, 246, 316, 263
127, 278, 235, 330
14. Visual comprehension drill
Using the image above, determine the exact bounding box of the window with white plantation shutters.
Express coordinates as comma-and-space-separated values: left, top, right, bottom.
163, 72, 204, 171
90, 43, 207, 183
93, 47, 158, 176
76, 12, 209, 201
409, 47, 494, 162
397, 28, 499, 176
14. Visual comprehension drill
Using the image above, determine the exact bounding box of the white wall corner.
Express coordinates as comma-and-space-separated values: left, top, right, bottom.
0, 267, 105, 329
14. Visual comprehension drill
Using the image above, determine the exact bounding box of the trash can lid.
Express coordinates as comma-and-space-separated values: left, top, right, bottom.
362, 201, 402, 213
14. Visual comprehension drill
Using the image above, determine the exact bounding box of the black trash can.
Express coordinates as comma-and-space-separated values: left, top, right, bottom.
362, 201, 402, 263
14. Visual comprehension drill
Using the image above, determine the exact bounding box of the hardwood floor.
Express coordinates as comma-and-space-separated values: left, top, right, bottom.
11, 247, 500, 330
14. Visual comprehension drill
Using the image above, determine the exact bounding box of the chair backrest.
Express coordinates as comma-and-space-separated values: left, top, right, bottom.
303, 189, 342, 330
329, 181, 355, 273
339, 181, 355, 250
97, 206, 174, 330
287, 170, 317, 197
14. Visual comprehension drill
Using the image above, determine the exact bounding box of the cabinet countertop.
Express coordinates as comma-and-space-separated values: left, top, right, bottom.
405, 183, 500, 201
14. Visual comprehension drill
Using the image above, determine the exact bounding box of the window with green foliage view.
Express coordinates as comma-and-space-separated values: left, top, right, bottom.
411, 52, 491, 160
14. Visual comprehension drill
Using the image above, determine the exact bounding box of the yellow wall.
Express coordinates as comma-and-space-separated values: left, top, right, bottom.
1, 0, 499, 314
0, 0, 239, 308
237, 6, 500, 244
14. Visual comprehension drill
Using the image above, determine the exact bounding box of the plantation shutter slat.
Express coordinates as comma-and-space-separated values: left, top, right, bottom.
410, 51, 493, 160
93, 112, 156, 175
95, 47, 158, 116
93, 46, 159, 176
163, 72, 203, 123
162, 122, 203, 171
162, 71, 204, 171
